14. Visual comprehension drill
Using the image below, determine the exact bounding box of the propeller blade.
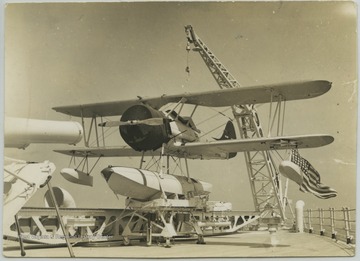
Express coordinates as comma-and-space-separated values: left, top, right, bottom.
133, 118, 164, 126
98, 121, 122, 127
98, 118, 164, 127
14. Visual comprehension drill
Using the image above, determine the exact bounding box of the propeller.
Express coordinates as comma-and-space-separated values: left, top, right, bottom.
98, 118, 165, 127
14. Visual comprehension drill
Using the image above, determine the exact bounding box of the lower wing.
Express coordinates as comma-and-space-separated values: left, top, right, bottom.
54, 146, 156, 157
54, 134, 333, 160
171, 134, 334, 159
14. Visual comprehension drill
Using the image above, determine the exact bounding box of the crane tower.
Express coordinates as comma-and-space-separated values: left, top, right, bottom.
185, 25, 287, 221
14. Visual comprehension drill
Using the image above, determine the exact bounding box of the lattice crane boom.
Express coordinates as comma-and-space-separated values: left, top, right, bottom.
185, 25, 285, 220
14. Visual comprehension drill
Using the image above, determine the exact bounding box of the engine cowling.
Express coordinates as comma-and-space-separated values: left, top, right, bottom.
120, 104, 171, 151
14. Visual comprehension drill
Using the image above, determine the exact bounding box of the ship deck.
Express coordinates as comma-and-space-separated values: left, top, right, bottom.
3, 229, 355, 258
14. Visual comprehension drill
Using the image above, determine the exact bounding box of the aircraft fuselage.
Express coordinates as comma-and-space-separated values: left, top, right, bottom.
119, 104, 199, 151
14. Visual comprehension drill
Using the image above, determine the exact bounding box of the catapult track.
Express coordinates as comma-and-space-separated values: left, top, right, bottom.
5, 207, 260, 246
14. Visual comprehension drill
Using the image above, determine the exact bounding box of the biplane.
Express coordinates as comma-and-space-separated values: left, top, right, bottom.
52, 80, 333, 199
50, 78, 334, 247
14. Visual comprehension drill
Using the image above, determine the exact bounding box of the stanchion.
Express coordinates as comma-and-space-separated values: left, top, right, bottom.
295, 200, 304, 233
40, 176, 75, 257
14, 214, 26, 257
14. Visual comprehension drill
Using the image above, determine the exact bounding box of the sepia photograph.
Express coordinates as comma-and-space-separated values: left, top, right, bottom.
2, 0, 357, 259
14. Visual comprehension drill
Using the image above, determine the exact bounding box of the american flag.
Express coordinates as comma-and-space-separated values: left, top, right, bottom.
291, 149, 337, 199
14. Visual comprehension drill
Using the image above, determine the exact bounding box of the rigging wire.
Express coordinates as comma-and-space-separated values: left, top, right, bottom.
185, 41, 191, 78
144, 155, 162, 172
174, 158, 183, 176
199, 121, 231, 139
196, 107, 232, 126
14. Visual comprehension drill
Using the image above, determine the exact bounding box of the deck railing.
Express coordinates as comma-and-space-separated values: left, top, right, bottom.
303, 207, 356, 244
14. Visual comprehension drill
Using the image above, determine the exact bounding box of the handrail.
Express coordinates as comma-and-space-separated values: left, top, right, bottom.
303, 207, 356, 244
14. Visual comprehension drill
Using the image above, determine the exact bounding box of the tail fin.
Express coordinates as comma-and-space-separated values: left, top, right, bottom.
215, 121, 237, 159
215, 121, 236, 140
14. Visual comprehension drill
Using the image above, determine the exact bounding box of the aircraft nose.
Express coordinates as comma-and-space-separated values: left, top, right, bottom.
101, 167, 114, 182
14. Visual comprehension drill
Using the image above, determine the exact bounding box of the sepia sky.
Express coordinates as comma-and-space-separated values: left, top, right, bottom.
3, 1, 358, 212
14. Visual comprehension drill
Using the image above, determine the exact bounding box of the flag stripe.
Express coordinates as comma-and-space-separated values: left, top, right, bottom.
291, 149, 337, 199
301, 176, 337, 195
300, 183, 337, 199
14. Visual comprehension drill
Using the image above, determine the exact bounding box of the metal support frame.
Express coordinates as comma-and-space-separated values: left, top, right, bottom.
121, 209, 180, 248
10, 206, 260, 247
185, 25, 285, 221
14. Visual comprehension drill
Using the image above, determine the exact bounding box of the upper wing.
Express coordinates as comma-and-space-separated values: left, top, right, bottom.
53, 80, 331, 117
54, 134, 333, 159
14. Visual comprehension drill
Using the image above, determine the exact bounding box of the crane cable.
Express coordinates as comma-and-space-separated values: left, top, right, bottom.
185, 41, 191, 77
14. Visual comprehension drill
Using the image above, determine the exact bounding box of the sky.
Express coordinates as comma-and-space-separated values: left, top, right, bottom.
3, 1, 358, 215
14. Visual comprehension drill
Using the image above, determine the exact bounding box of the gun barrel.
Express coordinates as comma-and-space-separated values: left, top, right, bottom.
5, 117, 83, 149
